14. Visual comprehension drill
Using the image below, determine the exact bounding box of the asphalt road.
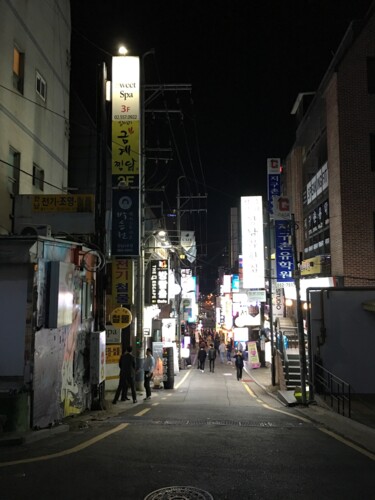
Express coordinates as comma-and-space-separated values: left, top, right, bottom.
0, 360, 374, 500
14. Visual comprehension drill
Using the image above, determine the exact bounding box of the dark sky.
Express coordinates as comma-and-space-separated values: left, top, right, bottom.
70, 0, 372, 292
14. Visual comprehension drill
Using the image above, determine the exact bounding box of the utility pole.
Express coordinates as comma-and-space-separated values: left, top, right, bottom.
176, 176, 207, 367
291, 214, 308, 405
136, 56, 192, 386
266, 209, 276, 386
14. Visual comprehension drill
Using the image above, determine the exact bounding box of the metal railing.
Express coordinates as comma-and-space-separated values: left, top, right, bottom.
314, 361, 351, 418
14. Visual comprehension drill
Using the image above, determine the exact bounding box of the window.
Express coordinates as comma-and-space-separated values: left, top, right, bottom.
8, 148, 21, 196
370, 134, 375, 171
36, 71, 47, 101
13, 47, 25, 93
32, 164, 45, 191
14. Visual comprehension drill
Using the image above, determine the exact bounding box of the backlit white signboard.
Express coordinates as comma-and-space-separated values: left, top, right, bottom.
241, 196, 265, 289
306, 162, 328, 205
112, 56, 140, 120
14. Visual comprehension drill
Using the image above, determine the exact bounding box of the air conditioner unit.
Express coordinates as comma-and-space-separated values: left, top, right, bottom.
20, 225, 52, 237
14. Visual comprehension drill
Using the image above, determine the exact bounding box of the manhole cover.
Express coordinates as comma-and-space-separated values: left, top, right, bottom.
144, 486, 214, 500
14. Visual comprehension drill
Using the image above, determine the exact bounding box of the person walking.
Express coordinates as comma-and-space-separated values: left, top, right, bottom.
214, 335, 220, 355
143, 347, 155, 400
208, 343, 216, 373
197, 345, 207, 372
226, 341, 232, 363
235, 350, 244, 381
218, 340, 226, 363
112, 345, 137, 404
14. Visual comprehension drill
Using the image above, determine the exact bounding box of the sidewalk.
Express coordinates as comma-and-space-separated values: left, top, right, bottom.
244, 361, 375, 455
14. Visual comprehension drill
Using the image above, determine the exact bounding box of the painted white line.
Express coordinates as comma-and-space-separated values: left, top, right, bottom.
0, 423, 129, 468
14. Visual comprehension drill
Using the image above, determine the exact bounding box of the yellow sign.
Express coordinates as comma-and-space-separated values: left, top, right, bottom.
300, 256, 321, 276
111, 306, 132, 328
106, 344, 122, 364
32, 194, 94, 213
112, 121, 140, 178
111, 259, 133, 311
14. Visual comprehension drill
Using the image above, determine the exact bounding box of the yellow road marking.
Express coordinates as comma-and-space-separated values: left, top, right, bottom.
319, 427, 375, 461
0, 423, 129, 468
261, 403, 311, 423
135, 408, 150, 417
243, 382, 374, 460
242, 382, 256, 398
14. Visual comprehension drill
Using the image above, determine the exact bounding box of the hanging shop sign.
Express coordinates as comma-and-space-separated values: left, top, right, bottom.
110, 306, 132, 328
112, 189, 140, 256
111, 56, 140, 257
267, 158, 281, 214
241, 196, 265, 289
150, 260, 169, 305
275, 220, 294, 283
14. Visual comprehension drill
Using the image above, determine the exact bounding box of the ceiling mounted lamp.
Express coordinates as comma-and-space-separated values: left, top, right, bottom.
118, 45, 128, 55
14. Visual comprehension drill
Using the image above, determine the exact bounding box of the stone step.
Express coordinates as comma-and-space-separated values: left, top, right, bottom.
277, 390, 298, 406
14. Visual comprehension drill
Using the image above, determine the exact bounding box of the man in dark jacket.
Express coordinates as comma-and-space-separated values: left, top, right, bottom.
208, 343, 216, 373
197, 346, 207, 372
112, 345, 137, 404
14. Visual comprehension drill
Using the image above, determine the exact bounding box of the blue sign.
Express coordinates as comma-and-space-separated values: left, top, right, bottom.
232, 274, 239, 292
267, 173, 281, 214
112, 189, 140, 256
275, 220, 294, 282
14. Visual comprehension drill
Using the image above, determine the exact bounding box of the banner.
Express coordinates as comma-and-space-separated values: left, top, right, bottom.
111, 56, 140, 257
247, 341, 260, 369
111, 258, 133, 310
275, 220, 294, 283
112, 189, 139, 256
267, 158, 281, 214
150, 260, 169, 305
241, 196, 265, 289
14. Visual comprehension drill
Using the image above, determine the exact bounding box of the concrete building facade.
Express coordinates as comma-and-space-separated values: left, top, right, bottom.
0, 0, 71, 234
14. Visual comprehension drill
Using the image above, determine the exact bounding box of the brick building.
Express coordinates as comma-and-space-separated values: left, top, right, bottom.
284, 4, 375, 287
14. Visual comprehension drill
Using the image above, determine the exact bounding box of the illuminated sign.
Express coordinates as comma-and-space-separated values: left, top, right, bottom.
267, 158, 281, 214
32, 194, 94, 213
241, 196, 265, 289
112, 259, 133, 310
150, 260, 169, 305
111, 306, 132, 328
275, 220, 294, 283
111, 56, 140, 256
112, 57, 140, 120
306, 162, 328, 205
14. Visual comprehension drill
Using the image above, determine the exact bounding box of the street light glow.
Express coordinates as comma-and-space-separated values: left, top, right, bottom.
118, 45, 128, 55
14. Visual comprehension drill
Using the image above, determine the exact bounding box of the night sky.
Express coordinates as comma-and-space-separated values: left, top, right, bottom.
70, 0, 373, 292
